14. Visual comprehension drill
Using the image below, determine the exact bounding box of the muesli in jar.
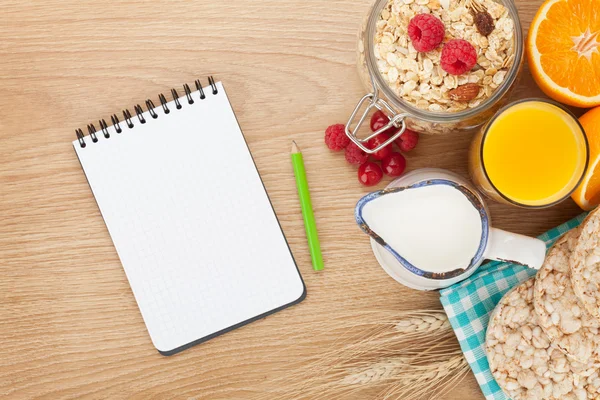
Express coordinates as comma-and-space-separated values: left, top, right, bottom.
353, 0, 523, 137
373, 0, 515, 113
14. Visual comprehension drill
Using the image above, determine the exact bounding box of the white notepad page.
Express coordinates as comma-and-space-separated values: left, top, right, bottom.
73, 82, 305, 355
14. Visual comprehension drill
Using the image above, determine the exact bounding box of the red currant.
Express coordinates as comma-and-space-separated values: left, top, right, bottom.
366, 133, 393, 161
370, 110, 399, 136
358, 162, 383, 186
381, 152, 407, 177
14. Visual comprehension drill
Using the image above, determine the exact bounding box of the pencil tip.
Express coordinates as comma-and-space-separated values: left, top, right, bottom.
291, 140, 299, 153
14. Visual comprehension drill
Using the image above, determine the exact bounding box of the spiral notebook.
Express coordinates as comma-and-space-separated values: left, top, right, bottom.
73, 77, 306, 356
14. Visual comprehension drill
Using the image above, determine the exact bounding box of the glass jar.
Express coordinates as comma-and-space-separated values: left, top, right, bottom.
347, 0, 524, 151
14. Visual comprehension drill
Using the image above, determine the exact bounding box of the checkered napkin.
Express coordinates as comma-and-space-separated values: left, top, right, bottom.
439, 213, 587, 400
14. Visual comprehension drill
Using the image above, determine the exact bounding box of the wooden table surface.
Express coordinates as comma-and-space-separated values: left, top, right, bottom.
0, 0, 586, 399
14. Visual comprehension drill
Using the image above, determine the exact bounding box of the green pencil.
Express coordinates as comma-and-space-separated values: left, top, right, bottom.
291, 141, 324, 271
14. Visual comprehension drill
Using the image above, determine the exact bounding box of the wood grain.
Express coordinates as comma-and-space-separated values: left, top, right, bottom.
0, 0, 585, 398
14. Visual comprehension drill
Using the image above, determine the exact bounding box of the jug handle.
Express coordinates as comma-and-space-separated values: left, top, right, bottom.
484, 228, 547, 269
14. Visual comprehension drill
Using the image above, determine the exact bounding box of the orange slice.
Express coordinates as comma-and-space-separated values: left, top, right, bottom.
572, 106, 600, 210
527, 0, 600, 107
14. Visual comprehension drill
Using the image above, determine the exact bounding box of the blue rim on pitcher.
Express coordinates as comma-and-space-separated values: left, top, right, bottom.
355, 179, 489, 280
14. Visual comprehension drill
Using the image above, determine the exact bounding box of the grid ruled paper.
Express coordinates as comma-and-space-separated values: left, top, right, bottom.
73, 82, 305, 355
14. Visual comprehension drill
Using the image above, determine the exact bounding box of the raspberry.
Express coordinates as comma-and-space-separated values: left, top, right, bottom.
345, 142, 368, 166
407, 14, 445, 52
396, 129, 419, 152
441, 39, 477, 75
324, 124, 350, 151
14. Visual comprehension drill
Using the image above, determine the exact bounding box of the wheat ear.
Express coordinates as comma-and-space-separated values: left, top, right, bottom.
257, 309, 469, 400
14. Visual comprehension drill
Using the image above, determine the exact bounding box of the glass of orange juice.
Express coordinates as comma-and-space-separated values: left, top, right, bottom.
469, 99, 589, 208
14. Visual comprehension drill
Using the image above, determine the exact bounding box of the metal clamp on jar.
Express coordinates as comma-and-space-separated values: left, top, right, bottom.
345, 74, 409, 154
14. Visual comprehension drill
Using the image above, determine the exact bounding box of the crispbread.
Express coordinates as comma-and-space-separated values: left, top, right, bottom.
534, 228, 600, 364
486, 278, 600, 400
571, 209, 600, 321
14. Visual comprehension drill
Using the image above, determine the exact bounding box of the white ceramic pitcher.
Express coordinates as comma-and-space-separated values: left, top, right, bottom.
355, 169, 547, 291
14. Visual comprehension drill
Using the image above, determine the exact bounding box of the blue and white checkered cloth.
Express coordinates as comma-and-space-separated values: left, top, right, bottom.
440, 213, 587, 400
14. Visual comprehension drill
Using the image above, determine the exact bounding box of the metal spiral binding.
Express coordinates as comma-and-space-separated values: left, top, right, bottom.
208, 76, 218, 95
171, 89, 182, 109
87, 124, 98, 143
75, 76, 217, 148
76, 128, 86, 148
183, 84, 193, 104
134, 105, 146, 124
99, 119, 110, 138
111, 114, 122, 133
158, 93, 170, 114
122, 109, 134, 128
145, 100, 158, 119
195, 80, 206, 99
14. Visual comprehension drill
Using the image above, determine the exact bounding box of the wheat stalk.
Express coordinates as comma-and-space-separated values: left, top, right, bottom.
394, 313, 450, 334
257, 309, 469, 400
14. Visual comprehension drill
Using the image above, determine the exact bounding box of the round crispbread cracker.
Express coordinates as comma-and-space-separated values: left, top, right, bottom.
486, 278, 599, 400
534, 228, 600, 364
571, 209, 600, 321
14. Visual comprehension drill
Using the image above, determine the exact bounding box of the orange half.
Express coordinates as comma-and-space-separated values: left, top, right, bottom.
527, 0, 600, 107
572, 106, 600, 210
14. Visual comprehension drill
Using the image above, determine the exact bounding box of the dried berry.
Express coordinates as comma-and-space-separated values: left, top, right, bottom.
474, 11, 495, 36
